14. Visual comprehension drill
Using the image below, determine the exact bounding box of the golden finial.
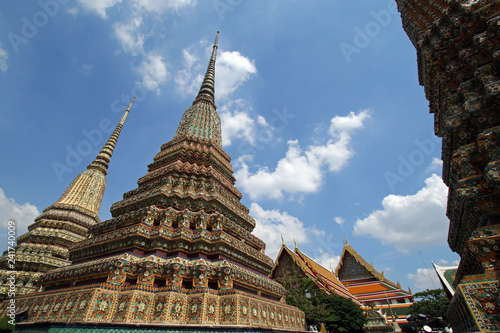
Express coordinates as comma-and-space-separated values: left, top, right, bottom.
281, 234, 285, 245
397, 281, 401, 289
381, 271, 384, 279
408, 287, 412, 295
342, 236, 348, 245
293, 238, 297, 250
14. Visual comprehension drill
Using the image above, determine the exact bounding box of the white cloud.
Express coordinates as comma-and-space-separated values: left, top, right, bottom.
219, 99, 271, 147
329, 111, 369, 136
0, 43, 8, 72
353, 174, 449, 252
175, 46, 205, 97
175, 43, 257, 101
67, 7, 78, 15
182, 48, 199, 68
0, 188, 39, 237
114, 17, 144, 56
426, 157, 443, 173
334, 217, 345, 225
313, 248, 340, 272
250, 203, 319, 260
76, 0, 122, 18
81, 63, 93, 75
407, 268, 440, 290
437, 259, 449, 266
137, 53, 169, 93
235, 110, 370, 200
131, 0, 195, 12
216, 51, 257, 99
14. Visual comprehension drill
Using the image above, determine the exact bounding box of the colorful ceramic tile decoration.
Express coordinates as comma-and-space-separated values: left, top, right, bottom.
3, 32, 305, 331
396, 1, 500, 331
0, 98, 135, 298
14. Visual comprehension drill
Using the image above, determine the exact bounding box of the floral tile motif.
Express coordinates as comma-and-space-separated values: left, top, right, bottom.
151, 295, 169, 323
260, 303, 270, 327
238, 297, 250, 324
276, 306, 284, 328
39, 296, 53, 322
59, 293, 80, 321
220, 297, 236, 324
29, 296, 47, 322
268, 304, 277, 327
204, 296, 218, 323
461, 282, 500, 331
15, 299, 28, 313
283, 309, 291, 329
250, 300, 260, 325
129, 293, 152, 323
186, 296, 203, 323
50, 295, 66, 320
88, 291, 115, 322
166, 294, 185, 324
113, 294, 131, 322
72, 291, 93, 321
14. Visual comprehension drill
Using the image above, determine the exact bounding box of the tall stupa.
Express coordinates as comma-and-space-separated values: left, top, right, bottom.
396, 1, 500, 331
0, 98, 134, 297
8, 32, 305, 331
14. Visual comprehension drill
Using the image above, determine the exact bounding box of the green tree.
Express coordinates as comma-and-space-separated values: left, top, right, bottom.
0, 317, 14, 333
409, 288, 449, 327
279, 275, 366, 333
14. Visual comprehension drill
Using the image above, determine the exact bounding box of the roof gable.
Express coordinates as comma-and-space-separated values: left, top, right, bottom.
337, 251, 375, 282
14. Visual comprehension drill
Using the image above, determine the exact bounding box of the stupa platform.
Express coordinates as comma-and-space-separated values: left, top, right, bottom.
6, 282, 305, 331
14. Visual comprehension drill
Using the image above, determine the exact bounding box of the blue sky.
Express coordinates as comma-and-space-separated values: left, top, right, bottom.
0, 0, 459, 292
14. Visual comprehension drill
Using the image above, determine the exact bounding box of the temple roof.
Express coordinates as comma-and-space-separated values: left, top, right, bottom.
336, 241, 412, 301
336, 241, 394, 285
273, 242, 361, 306
432, 261, 457, 299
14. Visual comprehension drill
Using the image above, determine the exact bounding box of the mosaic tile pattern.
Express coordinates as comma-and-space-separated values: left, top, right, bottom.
5, 286, 305, 329
4, 34, 306, 332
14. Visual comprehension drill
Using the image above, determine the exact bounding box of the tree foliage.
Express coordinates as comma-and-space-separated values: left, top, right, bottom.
0, 317, 14, 333
409, 288, 449, 319
278, 274, 366, 333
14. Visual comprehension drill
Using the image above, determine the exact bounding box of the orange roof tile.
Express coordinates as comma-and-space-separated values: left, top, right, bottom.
273, 244, 361, 306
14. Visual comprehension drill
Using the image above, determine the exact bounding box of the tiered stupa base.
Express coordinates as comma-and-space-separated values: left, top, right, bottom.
8, 283, 305, 330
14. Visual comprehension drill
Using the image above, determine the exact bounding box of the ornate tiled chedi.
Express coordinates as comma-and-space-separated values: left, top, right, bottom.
5, 32, 305, 330
335, 240, 413, 325
396, 1, 500, 331
363, 306, 395, 333
0, 99, 134, 298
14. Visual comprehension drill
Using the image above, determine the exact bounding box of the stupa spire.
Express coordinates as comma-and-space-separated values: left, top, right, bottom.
173, 32, 222, 146
88, 96, 135, 175
0, 98, 135, 295
55, 96, 135, 217
194, 31, 219, 106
